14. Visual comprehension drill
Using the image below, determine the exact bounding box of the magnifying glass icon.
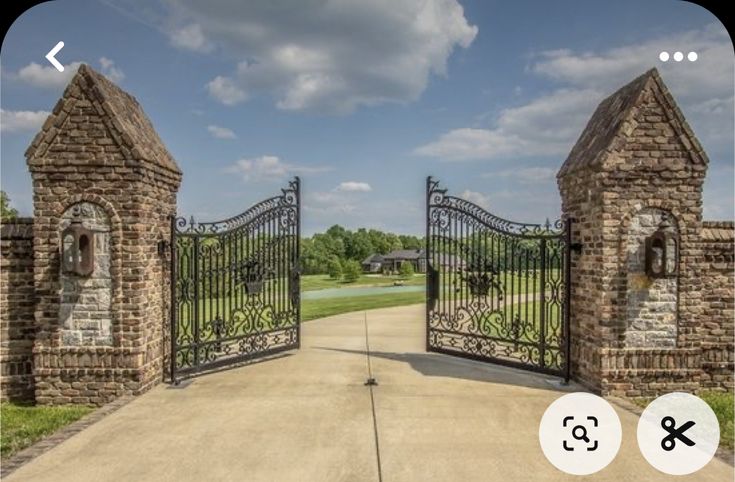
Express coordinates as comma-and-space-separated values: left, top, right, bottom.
572, 425, 590, 443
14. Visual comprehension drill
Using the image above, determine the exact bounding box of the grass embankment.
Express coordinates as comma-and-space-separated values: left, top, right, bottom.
301, 273, 425, 291
632, 392, 734, 450
0, 403, 93, 459
302, 291, 425, 321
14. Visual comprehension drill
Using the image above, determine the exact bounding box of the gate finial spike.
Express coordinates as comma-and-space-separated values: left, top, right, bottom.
545, 217, 551, 229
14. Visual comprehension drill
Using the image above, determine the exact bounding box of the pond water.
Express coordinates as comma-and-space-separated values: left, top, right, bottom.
301, 284, 424, 300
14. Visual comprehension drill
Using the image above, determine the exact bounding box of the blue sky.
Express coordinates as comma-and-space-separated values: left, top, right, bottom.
1, 0, 733, 235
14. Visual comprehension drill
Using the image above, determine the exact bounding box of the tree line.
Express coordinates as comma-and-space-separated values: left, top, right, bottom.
301, 225, 422, 275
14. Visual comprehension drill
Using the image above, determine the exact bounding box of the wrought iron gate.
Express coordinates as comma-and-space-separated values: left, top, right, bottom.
170, 178, 301, 380
425, 177, 571, 379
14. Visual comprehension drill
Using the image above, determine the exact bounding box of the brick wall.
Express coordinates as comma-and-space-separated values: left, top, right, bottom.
699, 221, 734, 390
1, 218, 35, 401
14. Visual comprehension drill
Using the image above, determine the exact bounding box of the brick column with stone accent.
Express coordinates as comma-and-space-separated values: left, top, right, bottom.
557, 68, 733, 397
25, 64, 181, 405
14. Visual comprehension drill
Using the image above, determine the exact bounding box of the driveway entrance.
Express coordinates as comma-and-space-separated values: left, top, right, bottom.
6, 305, 732, 481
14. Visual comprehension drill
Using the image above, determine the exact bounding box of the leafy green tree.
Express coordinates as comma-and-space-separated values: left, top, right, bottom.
1, 191, 18, 221
399, 261, 415, 279
327, 257, 342, 279
342, 260, 361, 283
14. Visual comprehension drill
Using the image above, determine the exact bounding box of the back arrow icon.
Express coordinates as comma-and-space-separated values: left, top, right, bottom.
45, 41, 65, 72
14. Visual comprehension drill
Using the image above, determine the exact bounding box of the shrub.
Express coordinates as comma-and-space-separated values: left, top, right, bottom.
342, 260, 361, 283
327, 257, 342, 279
399, 261, 415, 279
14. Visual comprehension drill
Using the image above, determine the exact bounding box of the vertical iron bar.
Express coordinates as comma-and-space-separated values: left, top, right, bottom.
169, 215, 178, 384
193, 235, 200, 371
563, 219, 573, 383
539, 238, 547, 369
425, 177, 431, 352
295, 177, 301, 348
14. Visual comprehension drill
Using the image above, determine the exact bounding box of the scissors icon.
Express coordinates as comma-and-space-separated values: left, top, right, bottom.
661, 416, 696, 451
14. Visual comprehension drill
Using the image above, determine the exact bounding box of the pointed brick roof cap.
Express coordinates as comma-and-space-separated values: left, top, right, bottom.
26, 64, 182, 176
557, 68, 708, 178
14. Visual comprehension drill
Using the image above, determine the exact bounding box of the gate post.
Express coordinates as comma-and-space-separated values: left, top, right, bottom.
25, 65, 181, 405
557, 69, 712, 396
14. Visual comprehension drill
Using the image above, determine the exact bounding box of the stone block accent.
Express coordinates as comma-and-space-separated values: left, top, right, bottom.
1, 219, 36, 401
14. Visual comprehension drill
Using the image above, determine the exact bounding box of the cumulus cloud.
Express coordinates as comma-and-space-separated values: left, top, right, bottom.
207, 124, 237, 139
169, 23, 213, 52
163, 0, 476, 113
460, 190, 490, 209
16, 61, 82, 89
207, 76, 247, 105
1, 109, 50, 133
335, 181, 372, 192
99, 57, 125, 83
226, 155, 330, 182
415, 23, 733, 162
415, 89, 598, 160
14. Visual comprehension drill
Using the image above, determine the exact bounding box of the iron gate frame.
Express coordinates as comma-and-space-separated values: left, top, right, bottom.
170, 177, 301, 382
425, 177, 572, 381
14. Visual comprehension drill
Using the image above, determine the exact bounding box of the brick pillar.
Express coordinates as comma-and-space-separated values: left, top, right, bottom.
25, 65, 181, 405
557, 68, 709, 396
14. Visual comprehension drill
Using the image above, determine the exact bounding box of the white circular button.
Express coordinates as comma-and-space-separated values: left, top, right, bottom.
539, 392, 622, 475
659, 51, 670, 62
637, 392, 719, 475
673, 51, 684, 62
688, 51, 698, 61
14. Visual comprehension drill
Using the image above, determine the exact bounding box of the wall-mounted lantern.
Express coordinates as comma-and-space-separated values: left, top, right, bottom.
61, 219, 95, 276
645, 215, 677, 279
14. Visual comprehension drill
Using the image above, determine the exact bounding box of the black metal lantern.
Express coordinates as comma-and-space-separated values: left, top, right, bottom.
645, 215, 677, 279
61, 219, 95, 276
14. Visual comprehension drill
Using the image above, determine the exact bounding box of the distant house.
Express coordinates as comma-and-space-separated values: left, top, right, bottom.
362, 249, 427, 273
362, 254, 385, 273
362, 249, 469, 274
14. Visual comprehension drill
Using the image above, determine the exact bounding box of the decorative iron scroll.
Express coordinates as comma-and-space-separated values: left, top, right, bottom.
425, 177, 570, 378
170, 178, 300, 379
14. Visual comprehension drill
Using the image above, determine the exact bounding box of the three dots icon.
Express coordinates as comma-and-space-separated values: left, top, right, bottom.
659, 51, 697, 62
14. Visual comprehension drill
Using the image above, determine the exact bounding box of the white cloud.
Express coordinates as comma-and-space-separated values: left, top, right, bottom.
207, 76, 247, 105
163, 0, 476, 113
1, 109, 50, 133
226, 155, 330, 182
485, 167, 556, 183
335, 181, 372, 192
99, 57, 125, 83
415, 89, 598, 160
207, 124, 237, 139
460, 190, 490, 209
415, 23, 733, 162
169, 23, 213, 52
16, 61, 82, 89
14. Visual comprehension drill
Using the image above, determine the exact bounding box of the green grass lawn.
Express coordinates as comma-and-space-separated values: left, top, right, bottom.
302, 291, 425, 321
301, 273, 425, 291
0, 402, 93, 459
633, 391, 734, 450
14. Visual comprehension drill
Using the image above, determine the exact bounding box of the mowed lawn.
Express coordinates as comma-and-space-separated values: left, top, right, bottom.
301, 273, 425, 291
0, 403, 93, 459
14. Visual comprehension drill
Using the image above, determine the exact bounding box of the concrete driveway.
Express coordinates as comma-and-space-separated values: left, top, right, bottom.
7, 305, 733, 481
